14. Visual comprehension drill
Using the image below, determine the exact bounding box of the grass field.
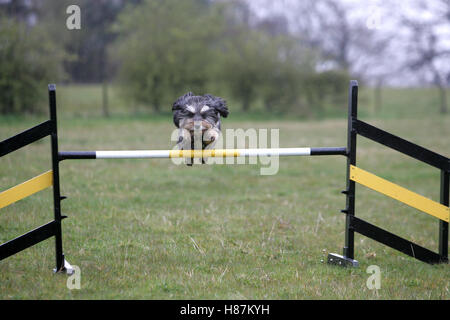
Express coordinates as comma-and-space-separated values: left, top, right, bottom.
39, 84, 450, 120
0, 85, 449, 299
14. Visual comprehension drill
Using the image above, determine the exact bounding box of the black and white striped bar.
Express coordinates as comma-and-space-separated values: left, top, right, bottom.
58, 147, 347, 160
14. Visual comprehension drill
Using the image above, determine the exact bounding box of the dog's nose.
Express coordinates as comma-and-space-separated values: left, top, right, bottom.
194, 121, 202, 130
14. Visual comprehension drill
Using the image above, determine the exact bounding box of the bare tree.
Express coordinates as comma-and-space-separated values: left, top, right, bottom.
399, 0, 450, 114
246, 0, 398, 114
248, 0, 394, 73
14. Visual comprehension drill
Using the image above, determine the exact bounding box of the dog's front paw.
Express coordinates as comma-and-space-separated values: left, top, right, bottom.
203, 129, 219, 145
176, 129, 194, 166
202, 129, 221, 164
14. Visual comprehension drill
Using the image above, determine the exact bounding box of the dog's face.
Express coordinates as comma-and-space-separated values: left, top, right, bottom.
172, 92, 228, 133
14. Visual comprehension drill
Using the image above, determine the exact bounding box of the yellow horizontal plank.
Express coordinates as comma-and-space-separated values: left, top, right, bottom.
350, 165, 449, 222
0, 170, 53, 210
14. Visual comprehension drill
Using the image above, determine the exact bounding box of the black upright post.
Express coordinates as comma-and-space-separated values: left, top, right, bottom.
328, 80, 359, 267
343, 80, 358, 261
439, 170, 449, 263
48, 84, 66, 273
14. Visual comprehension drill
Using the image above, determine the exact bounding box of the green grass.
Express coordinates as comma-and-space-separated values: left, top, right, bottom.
0, 85, 449, 299
35, 84, 450, 121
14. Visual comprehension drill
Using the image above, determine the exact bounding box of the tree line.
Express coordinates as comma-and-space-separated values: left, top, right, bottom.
0, 0, 448, 115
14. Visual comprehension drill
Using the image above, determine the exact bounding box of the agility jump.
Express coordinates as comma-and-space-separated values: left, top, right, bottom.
0, 81, 448, 273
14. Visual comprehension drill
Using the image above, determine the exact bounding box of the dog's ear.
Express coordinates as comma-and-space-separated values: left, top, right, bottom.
204, 94, 228, 118
173, 92, 193, 128
172, 92, 193, 111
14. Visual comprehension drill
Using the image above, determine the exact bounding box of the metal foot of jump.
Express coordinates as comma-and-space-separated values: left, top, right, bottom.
53, 258, 75, 275
327, 253, 359, 268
